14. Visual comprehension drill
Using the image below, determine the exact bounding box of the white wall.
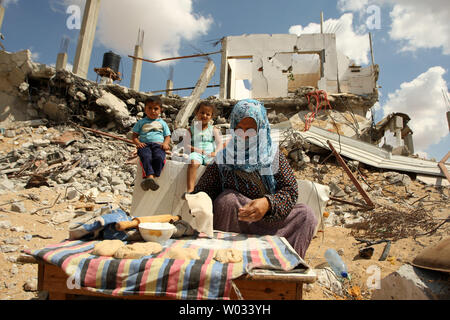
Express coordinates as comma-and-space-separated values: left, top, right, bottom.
221, 33, 377, 99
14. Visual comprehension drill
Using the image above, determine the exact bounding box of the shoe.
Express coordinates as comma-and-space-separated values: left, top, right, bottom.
141, 178, 159, 191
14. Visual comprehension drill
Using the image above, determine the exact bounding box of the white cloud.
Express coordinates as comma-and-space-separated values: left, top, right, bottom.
61, 0, 213, 64
338, 0, 450, 55
382, 66, 449, 154
389, 1, 450, 55
0, 0, 19, 7
337, 0, 369, 12
289, 13, 371, 65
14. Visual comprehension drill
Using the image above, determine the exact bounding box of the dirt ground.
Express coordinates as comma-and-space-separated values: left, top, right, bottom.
0, 129, 449, 300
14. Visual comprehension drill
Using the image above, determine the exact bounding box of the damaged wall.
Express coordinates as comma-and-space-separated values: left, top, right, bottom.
219, 33, 379, 107
0, 49, 387, 155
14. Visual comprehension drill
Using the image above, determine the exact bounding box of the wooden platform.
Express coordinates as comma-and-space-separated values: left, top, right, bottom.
38, 261, 316, 300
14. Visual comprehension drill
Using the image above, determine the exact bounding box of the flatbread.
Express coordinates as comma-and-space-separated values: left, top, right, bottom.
161, 248, 200, 260
113, 242, 163, 259
214, 249, 243, 263
92, 240, 125, 256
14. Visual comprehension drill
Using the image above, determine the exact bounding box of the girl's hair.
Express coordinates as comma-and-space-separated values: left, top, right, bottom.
194, 101, 217, 118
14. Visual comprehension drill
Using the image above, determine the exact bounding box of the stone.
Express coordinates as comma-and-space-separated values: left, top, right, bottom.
66, 187, 78, 201
58, 169, 80, 183
110, 175, 122, 186
0, 245, 19, 253
371, 264, 450, 300
0, 221, 12, 229
329, 182, 346, 198
324, 212, 340, 227
10, 264, 18, 275
4, 238, 20, 245
18, 82, 29, 93
126, 98, 136, 105
51, 211, 76, 224
276, 113, 289, 123
10, 226, 24, 232
23, 278, 38, 292
312, 155, 321, 164
96, 91, 130, 123
4, 129, 16, 138
384, 172, 412, 186
75, 91, 86, 102
11, 201, 26, 213
33, 138, 51, 147
316, 268, 344, 296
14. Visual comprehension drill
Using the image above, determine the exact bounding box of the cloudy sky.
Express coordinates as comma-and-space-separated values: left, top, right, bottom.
1, 0, 449, 160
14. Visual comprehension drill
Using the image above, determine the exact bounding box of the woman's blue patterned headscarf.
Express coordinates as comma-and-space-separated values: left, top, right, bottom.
216, 99, 277, 194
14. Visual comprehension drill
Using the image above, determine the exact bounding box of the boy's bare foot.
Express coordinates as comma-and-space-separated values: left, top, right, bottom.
141, 177, 159, 191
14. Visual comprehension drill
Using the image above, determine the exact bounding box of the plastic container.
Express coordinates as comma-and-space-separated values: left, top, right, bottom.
325, 248, 348, 278
102, 51, 121, 73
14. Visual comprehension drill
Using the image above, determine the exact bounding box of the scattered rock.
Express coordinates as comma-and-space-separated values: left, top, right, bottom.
316, 268, 344, 296
385, 172, 412, 186
51, 211, 76, 224
23, 278, 38, 292
329, 182, 346, 198
0, 245, 19, 253
10, 201, 26, 213
0, 220, 12, 229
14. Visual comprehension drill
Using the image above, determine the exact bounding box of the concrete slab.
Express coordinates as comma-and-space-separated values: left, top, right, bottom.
371, 264, 450, 300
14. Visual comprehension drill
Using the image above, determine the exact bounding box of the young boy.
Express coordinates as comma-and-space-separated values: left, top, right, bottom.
186, 102, 223, 193
132, 96, 171, 191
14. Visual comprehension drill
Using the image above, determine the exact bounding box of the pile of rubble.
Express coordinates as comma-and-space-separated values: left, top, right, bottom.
0, 124, 137, 209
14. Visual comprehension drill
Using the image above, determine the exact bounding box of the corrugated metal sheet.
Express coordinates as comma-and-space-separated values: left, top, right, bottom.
272, 121, 449, 177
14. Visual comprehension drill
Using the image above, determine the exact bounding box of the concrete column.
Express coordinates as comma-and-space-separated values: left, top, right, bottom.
72, 0, 101, 79
219, 37, 228, 99
130, 45, 143, 91
0, 5, 5, 32
56, 53, 68, 71
165, 79, 173, 96
175, 60, 216, 129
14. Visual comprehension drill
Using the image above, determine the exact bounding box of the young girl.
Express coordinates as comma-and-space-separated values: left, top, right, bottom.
186, 102, 223, 193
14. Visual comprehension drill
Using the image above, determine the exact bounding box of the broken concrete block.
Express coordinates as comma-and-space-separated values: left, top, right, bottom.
312, 155, 321, 164
18, 82, 29, 93
75, 91, 86, 102
384, 172, 412, 186
66, 187, 78, 201
4, 129, 15, 138
51, 211, 76, 224
10, 202, 26, 213
329, 182, 346, 198
371, 264, 450, 300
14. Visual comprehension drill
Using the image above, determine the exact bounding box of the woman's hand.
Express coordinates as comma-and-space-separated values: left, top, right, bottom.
238, 197, 270, 222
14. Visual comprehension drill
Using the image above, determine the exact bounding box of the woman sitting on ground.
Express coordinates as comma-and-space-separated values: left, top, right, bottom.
193, 99, 317, 258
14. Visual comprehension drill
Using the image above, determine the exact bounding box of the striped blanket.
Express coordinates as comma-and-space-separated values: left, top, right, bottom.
30, 231, 305, 300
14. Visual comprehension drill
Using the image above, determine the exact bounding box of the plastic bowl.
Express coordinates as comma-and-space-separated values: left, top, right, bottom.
138, 222, 176, 243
